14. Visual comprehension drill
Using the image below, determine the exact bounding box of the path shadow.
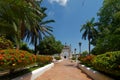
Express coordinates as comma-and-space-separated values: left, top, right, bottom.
64, 64, 77, 68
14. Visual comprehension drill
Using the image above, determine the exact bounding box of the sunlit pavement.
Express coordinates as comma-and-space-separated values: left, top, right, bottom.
36, 60, 92, 80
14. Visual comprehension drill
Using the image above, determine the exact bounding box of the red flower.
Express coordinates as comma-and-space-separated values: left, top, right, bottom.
0, 56, 3, 60
18, 60, 22, 63
21, 54, 24, 58
11, 57, 14, 61
1, 62, 4, 65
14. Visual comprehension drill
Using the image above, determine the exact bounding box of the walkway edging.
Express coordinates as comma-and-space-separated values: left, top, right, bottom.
78, 64, 113, 80
12, 63, 54, 80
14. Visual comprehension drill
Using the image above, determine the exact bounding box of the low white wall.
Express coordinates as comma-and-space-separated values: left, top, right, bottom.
12, 63, 54, 80
78, 64, 114, 80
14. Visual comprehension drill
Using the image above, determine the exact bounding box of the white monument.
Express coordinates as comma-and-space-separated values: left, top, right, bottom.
61, 43, 72, 59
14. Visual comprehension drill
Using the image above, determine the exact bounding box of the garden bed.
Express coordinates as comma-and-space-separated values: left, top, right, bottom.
12, 63, 54, 80
77, 63, 114, 80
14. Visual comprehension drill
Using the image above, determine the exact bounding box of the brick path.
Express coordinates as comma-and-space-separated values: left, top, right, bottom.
36, 60, 92, 80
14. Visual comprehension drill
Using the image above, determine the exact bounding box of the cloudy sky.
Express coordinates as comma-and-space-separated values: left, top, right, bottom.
41, 0, 103, 53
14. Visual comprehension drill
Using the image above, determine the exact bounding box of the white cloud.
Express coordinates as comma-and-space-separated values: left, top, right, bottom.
48, 11, 55, 17
48, 0, 69, 6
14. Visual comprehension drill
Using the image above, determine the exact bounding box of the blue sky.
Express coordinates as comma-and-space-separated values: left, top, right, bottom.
40, 0, 103, 53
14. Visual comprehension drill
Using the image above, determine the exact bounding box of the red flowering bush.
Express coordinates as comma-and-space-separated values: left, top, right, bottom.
0, 49, 36, 70
78, 55, 95, 67
36, 55, 53, 66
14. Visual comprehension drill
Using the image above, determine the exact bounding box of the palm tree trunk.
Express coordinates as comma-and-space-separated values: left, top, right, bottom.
88, 38, 90, 55
34, 37, 37, 55
88, 26, 91, 55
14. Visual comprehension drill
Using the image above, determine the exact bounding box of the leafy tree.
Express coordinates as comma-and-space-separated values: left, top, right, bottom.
92, 35, 120, 55
80, 18, 97, 54
20, 42, 34, 53
92, 0, 120, 54
0, 0, 43, 49
0, 0, 54, 53
36, 36, 63, 55
81, 51, 89, 57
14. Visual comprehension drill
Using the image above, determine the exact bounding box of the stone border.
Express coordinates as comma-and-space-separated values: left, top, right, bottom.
78, 64, 114, 80
12, 63, 54, 80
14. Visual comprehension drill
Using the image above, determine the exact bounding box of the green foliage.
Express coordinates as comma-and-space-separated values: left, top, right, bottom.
91, 0, 120, 54
71, 57, 76, 60
92, 35, 120, 55
81, 51, 89, 56
37, 36, 63, 55
54, 56, 61, 60
0, 36, 13, 49
80, 18, 98, 54
20, 42, 33, 53
92, 51, 120, 77
98, 0, 120, 28
0, 0, 54, 50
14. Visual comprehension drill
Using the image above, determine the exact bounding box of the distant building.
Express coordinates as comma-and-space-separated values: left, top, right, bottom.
61, 43, 72, 59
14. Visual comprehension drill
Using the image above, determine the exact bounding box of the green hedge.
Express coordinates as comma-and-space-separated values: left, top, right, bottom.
92, 51, 120, 77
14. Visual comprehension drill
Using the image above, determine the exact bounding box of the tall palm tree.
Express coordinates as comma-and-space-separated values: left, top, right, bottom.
0, 0, 44, 49
80, 18, 97, 54
24, 7, 55, 54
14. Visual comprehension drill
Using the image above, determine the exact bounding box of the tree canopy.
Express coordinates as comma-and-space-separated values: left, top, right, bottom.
0, 0, 54, 52
91, 0, 120, 54
37, 36, 63, 55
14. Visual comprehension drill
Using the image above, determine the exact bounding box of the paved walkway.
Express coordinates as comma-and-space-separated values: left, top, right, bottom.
36, 60, 92, 80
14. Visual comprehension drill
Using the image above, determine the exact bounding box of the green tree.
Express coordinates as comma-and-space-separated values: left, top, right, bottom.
0, 0, 54, 53
80, 18, 97, 54
0, 0, 44, 49
82, 51, 89, 57
36, 36, 63, 55
25, 7, 54, 54
92, 0, 120, 54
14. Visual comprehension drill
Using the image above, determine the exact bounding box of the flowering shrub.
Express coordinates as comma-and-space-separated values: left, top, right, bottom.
78, 55, 95, 67
0, 36, 13, 49
0, 49, 53, 75
36, 55, 53, 66
0, 49, 36, 70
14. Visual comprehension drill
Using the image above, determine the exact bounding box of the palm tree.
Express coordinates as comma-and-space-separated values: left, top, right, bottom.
0, 0, 44, 49
24, 7, 55, 54
80, 18, 97, 54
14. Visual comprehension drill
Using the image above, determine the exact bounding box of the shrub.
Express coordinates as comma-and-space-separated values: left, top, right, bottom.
92, 51, 120, 77
54, 56, 61, 60
78, 55, 95, 67
0, 36, 13, 49
0, 49, 36, 71
36, 55, 53, 66
71, 57, 76, 60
